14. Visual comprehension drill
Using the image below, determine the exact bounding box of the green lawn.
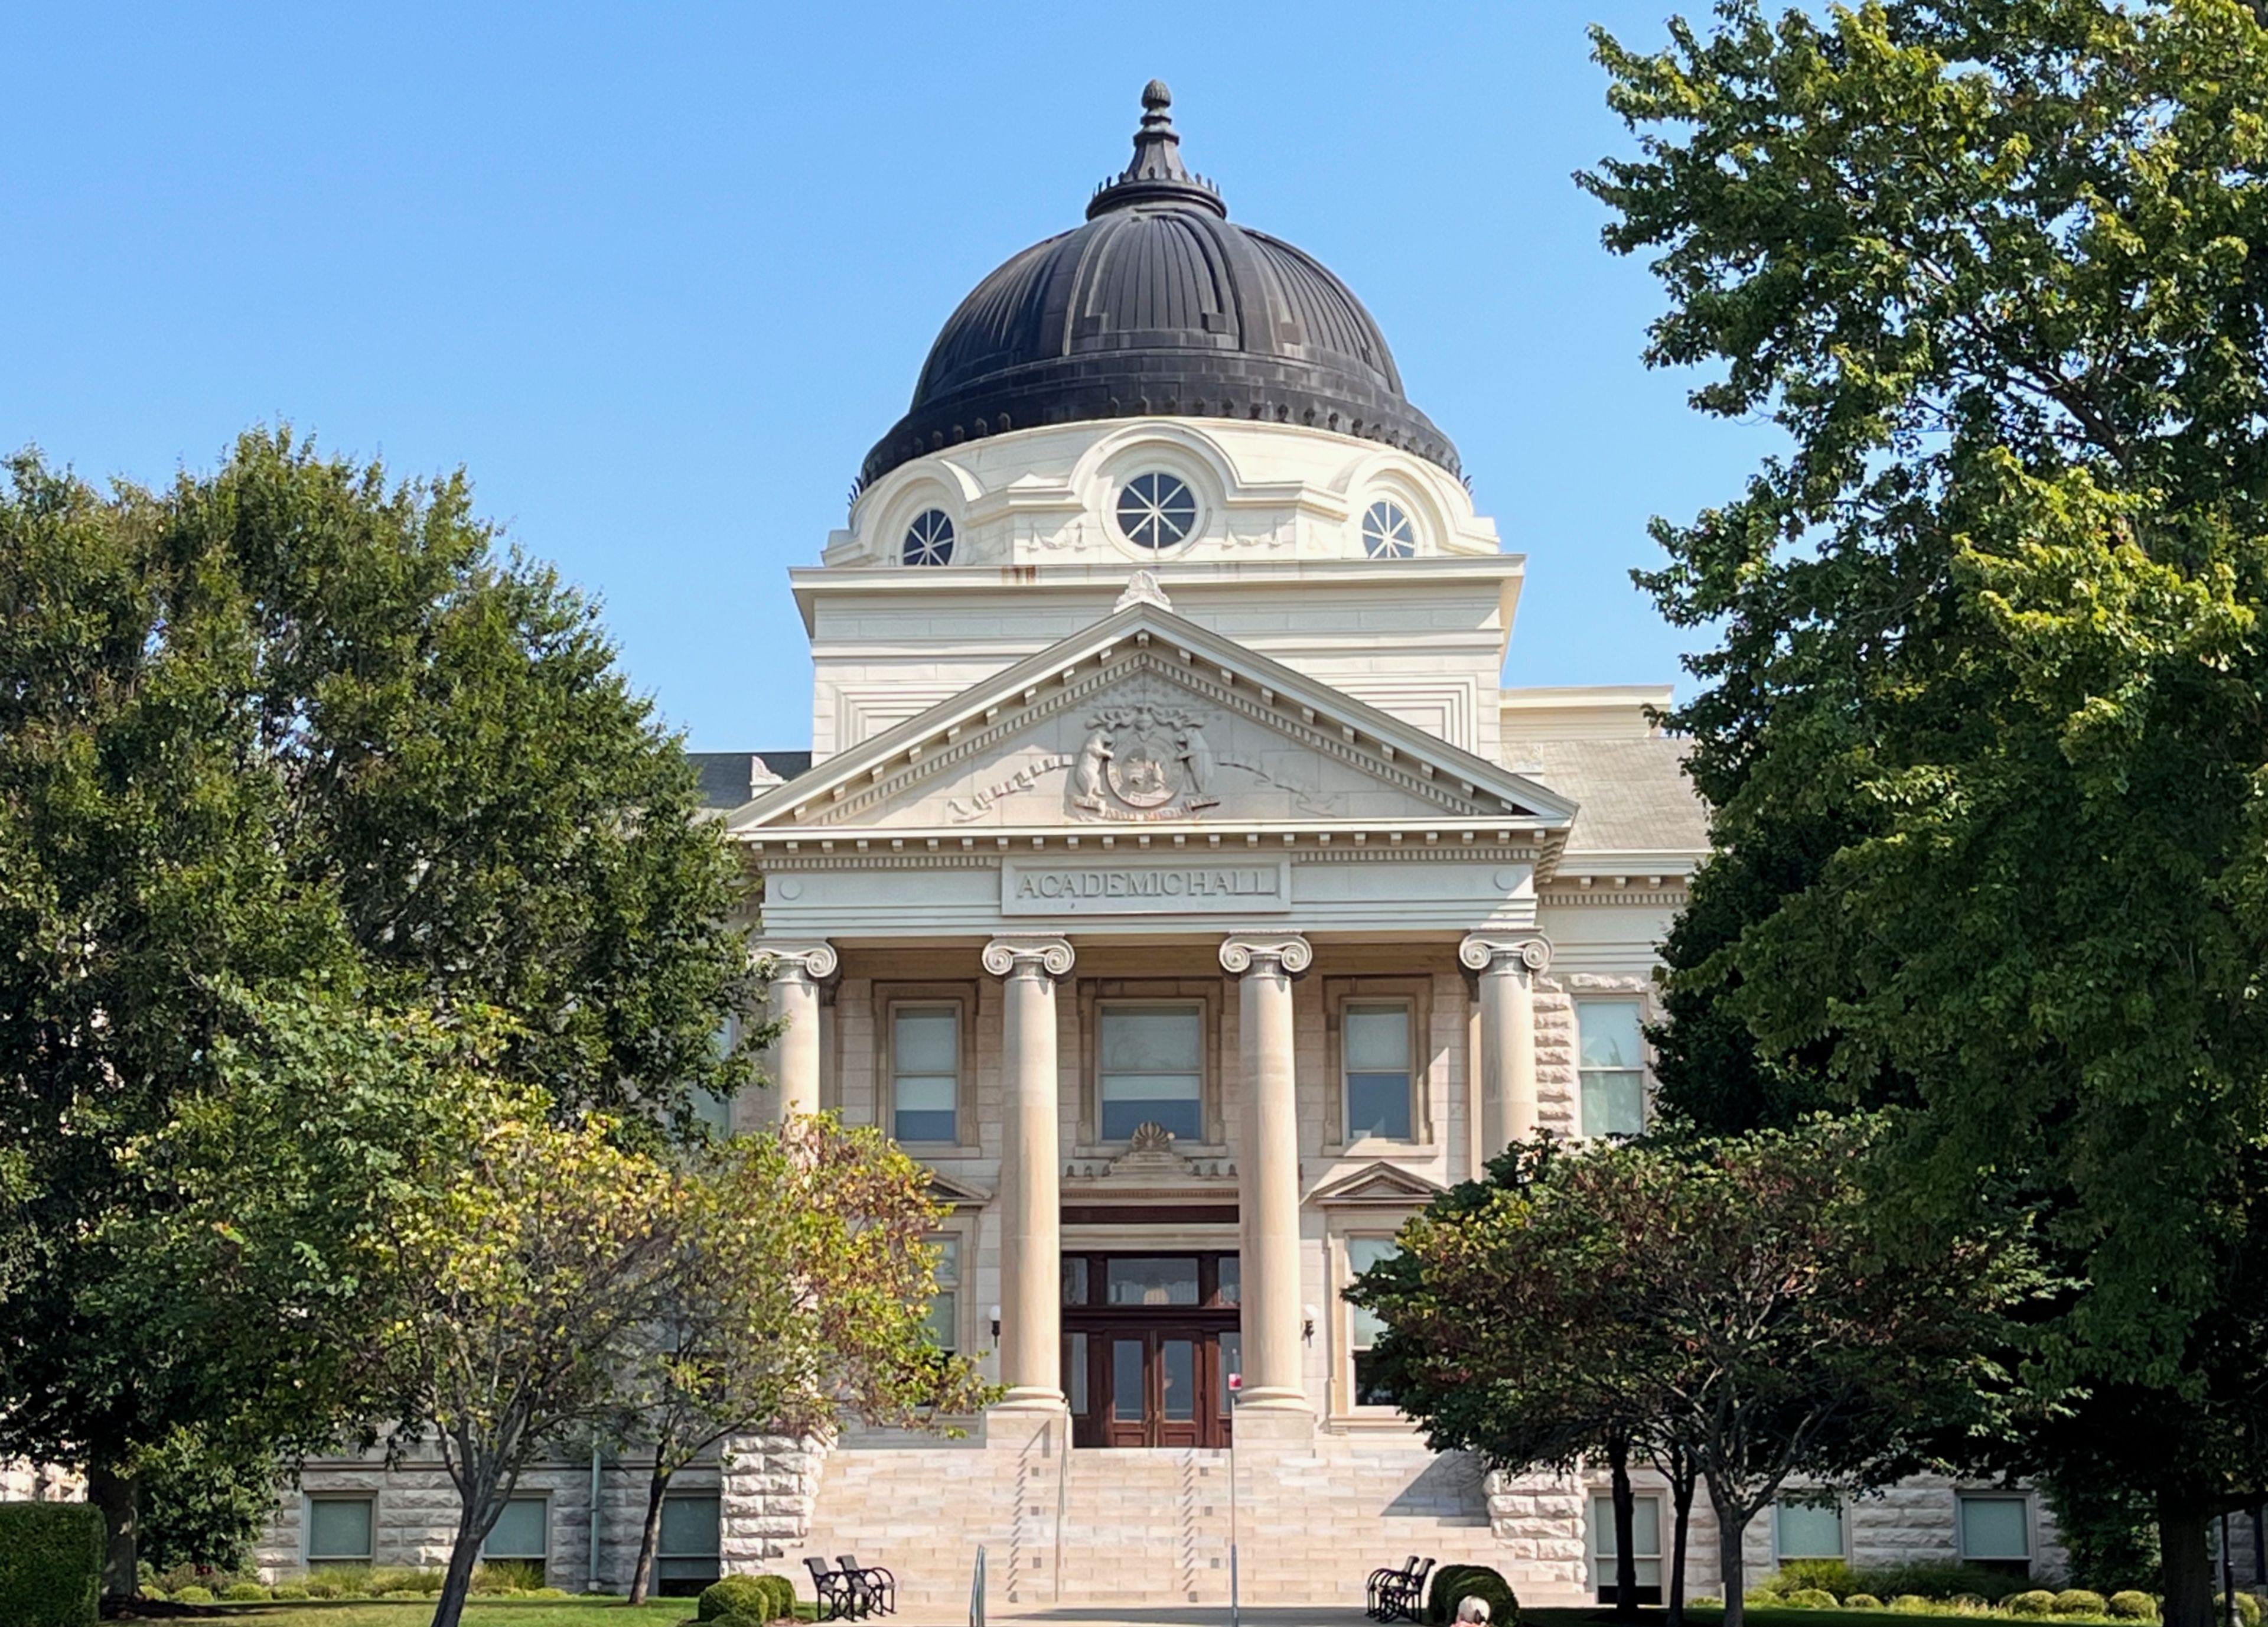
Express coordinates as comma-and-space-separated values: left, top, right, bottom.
120, 1603, 693, 1627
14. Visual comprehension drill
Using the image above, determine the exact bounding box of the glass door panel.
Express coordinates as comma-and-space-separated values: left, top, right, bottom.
1107, 1338, 1149, 1446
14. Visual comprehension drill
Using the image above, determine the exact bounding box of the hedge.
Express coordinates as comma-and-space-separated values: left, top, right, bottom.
1427, 1562, 1521, 1627
0, 1504, 104, 1627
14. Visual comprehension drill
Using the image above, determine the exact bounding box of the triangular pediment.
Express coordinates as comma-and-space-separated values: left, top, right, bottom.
728, 604, 1575, 841
923, 1170, 992, 1209
1307, 1161, 1446, 1208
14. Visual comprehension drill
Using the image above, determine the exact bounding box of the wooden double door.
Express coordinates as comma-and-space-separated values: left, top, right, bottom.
1062, 1251, 1240, 1449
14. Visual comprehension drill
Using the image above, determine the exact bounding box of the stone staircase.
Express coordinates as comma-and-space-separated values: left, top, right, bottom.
777, 1427, 1586, 1615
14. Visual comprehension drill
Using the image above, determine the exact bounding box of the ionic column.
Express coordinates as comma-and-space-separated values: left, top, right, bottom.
1221, 933, 1312, 1415
752, 941, 838, 1122
982, 935, 1075, 1412
1461, 933, 1552, 1154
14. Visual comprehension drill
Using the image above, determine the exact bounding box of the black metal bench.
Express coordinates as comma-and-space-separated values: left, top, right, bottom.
1370, 1555, 1434, 1622
836, 1554, 896, 1617
805, 1556, 867, 1621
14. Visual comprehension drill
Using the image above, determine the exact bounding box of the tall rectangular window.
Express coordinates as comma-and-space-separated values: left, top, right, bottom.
1592, 1492, 1664, 1594
1577, 998, 1647, 1137
923, 1235, 960, 1353
306, 1496, 374, 1566
1347, 1236, 1400, 1407
1343, 1002, 1415, 1141
1774, 1498, 1846, 1560
1098, 1004, 1203, 1140
656, 1494, 721, 1592
892, 1006, 960, 1144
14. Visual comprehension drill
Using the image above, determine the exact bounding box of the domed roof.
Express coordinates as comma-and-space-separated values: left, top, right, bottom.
857, 84, 1458, 494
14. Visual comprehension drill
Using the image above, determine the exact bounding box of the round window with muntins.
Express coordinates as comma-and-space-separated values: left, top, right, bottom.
1362, 500, 1417, 559
1116, 472, 1198, 549
902, 509, 956, 565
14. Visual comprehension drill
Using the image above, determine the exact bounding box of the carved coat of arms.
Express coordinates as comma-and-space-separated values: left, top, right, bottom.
1070, 702, 1220, 821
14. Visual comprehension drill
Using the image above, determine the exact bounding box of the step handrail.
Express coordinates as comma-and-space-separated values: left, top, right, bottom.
969, 1543, 986, 1627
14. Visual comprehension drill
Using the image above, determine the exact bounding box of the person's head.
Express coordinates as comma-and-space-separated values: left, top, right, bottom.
1456, 1597, 1491, 1625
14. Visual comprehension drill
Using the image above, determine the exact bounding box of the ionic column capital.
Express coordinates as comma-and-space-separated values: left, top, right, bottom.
982, 936, 1076, 981
752, 939, 839, 983
1459, 932, 1552, 978
1219, 933, 1312, 978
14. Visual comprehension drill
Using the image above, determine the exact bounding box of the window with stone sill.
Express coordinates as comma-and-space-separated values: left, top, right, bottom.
1324, 977, 1432, 1148
1345, 1235, 1402, 1408
481, 1495, 549, 1580
305, 1495, 374, 1566
1591, 1491, 1664, 1600
1080, 985, 1221, 1146
891, 1004, 960, 1144
656, 1493, 721, 1591
1774, 1496, 1847, 1561
1959, 1492, 2033, 1574
1576, 997, 1648, 1138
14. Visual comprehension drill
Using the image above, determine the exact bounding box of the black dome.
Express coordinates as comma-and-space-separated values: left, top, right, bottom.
857, 83, 1458, 494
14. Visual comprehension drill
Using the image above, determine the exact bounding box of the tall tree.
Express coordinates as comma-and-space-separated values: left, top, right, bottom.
0, 432, 757, 1593
615, 1119, 995, 1605
1583, 5, 2268, 1619
1355, 1124, 2034, 1627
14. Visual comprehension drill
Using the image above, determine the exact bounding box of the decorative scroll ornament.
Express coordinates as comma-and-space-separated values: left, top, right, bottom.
1219, 934, 1313, 977
752, 940, 839, 981
980, 936, 1077, 980
1114, 568, 1172, 613
1106, 1121, 1199, 1178
1458, 933, 1552, 975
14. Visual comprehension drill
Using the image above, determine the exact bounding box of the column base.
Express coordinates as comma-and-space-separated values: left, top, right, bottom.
989, 1385, 1068, 1414
1229, 1401, 1316, 1445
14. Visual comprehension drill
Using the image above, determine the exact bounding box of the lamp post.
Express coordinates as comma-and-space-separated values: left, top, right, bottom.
1227, 1369, 1241, 1627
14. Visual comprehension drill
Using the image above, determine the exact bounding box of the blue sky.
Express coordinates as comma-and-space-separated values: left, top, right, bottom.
2, 2, 1774, 751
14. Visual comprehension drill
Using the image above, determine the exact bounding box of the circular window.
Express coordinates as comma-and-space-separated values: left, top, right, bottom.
1115, 472, 1199, 549
901, 509, 956, 566
1362, 501, 1418, 559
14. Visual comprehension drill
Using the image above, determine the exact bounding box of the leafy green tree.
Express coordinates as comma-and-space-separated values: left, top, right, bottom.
1583, 5, 2268, 1618
615, 1118, 996, 1604
1356, 1124, 2033, 1627
0, 432, 755, 1593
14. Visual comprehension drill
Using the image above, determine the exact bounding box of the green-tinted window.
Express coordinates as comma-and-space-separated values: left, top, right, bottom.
1960, 1495, 2031, 1561
483, 1497, 547, 1560
307, 1497, 373, 1564
1775, 1499, 1845, 1560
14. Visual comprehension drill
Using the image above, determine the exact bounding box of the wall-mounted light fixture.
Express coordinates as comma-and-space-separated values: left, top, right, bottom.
989, 1304, 1002, 1340
1302, 1304, 1319, 1343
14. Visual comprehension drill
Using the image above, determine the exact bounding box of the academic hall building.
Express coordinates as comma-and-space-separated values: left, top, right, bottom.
261, 85, 2067, 1606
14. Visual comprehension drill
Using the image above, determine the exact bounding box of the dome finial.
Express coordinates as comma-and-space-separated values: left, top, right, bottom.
1088, 80, 1226, 219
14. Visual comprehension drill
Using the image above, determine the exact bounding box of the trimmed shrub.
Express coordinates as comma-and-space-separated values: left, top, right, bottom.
1853, 1563, 2029, 1604
2219, 1596, 2263, 1627
472, 1559, 543, 1594
1846, 1596, 1885, 1610
703, 1575, 776, 1622
174, 1584, 217, 1604
221, 1580, 270, 1600
0, 1503, 104, 1627
369, 1566, 444, 1595
272, 1582, 311, 1601
759, 1572, 801, 1619
2054, 1591, 2109, 1616
1891, 1596, 1939, 1613
1787, 1589, 1841, 1609
2107, 1593, 2158, 1621
1779, 1560, 1858, 1599
1428, 1563, 1520, 1626
2010, 1592, 2061, 1616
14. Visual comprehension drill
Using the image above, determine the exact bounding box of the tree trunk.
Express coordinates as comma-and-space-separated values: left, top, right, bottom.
628, 1464, 673, 1607
1668, 1459, 1697, 1627
87, 1463, 139, 1602
2161, 1488, 2215, 1627
433, 1488, 492, 1625
1716, 1493, 1749, 1627
1610, 1433, 1640, 1619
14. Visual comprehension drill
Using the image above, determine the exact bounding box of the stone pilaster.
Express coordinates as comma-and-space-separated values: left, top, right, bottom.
1220, 933, 1311, 1420
1461, 933, 1551, 1155
752, 941, 838, 1122
982, 935, 1075, 1413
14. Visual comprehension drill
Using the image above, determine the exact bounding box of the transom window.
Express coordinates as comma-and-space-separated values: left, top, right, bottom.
1115, 473, 1198, 549
901, 509, 955, 565
1774, 1497, 1846, 1560
1576, 998, 1647, 1138
891, 1006, 960, 1144
306, 1496, 374, 1565
1347, 1235, 1401, 1407
923, 1235, 960, 1353
1097, 1003, 1203, 1140
1342, 1002, 1415, 1141
1361, 500, 1417, 559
